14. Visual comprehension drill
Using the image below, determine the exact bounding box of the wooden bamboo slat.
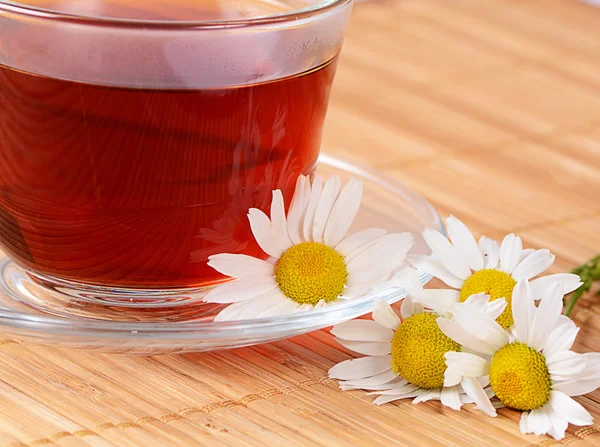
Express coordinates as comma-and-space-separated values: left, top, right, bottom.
2, 0, 600, 445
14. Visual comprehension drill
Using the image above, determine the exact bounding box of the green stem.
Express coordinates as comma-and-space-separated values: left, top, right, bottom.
564, 288, 585, 317
563, 254, 600, 317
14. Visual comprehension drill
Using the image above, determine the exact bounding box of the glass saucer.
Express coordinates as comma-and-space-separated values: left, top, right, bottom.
0, 154, 443, 354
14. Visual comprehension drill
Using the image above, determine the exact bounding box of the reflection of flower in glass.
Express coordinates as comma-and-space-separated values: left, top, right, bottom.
204, 174, 414, 321
438, 280, 600, 440
190, 108, 300, 263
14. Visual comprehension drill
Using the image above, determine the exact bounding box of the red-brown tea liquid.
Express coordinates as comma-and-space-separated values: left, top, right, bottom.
0, 56, 337, 288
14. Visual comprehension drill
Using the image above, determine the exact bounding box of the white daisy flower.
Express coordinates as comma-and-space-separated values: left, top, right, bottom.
204, 174, 414, 321
328, 270, 497, 409
410, 216, 583, 328
438, 280, 600, 440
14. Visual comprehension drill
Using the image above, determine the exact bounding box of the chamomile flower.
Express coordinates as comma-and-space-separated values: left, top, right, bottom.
328, 270, 497, 409
410, 216, 582, 328
204, 174, 414, 321
438, 280, 600, 440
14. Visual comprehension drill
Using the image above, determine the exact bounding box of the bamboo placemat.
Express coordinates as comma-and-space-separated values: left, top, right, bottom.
3, 0, 600, 445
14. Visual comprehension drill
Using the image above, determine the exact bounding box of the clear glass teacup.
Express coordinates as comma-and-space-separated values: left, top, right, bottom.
0, 0, 352, 301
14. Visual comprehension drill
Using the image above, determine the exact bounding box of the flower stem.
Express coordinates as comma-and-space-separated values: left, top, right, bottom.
564, 254, 600, 317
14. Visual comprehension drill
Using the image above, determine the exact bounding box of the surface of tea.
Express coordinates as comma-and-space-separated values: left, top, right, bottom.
0, 59, 337, 287
11, 0, 306, 20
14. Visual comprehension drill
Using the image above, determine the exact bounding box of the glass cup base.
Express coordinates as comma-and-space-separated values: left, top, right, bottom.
0, 259, 221, 322
0, 154, 443, 354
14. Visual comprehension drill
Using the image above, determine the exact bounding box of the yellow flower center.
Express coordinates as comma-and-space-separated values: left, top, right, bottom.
489, 342, 551, 411
459, 269, 517, 329
391, 312, 461, 389
275, 242, 347, 305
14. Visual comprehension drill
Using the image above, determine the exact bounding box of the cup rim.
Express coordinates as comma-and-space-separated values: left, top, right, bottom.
0, 0, 352, 29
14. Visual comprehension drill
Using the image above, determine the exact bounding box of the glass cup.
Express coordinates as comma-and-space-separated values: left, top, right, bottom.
0, 0, 352, 302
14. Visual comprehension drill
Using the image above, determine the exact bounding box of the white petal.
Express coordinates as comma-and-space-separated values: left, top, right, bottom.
203, 276, 278, 304
520, 248, 535, 262
544, 319, 579, 359
389, 267, 423, 296
373, 381, 418, 396
452, 305, 508, 350
540, 281, 565, 304
340, 376, 405, 391
286, 175, 309, 245
373, 392, 419, 406
324, 178, 363, 247
546, 406, 569, 440
582, 352, 600, 378
549, 391, 593, 426
460, 383, 494, 404
548, 351, 586, 381
458, 294, 507, 320
462, 385, 495, 404
257, 295, 300, 319
372, 299, 401, 330
258, 293, 301, 318
440, 386, 462, 411
519, 412, 530, 434
372, 384, 421, 398
436, 317, 499, 356
477, 376, 492, 389
400, 296, 415, 319
336, 339, 392, 356
462, 293, 492, 310
207, 254, 274, 279
342, 236, 384, 265
460, 377, 496, 417
485, 299, 508, 321
408, 254, 464, 289
302, 175, 323, 242
248, 208, 283, 258
530, 274, 583, 298
528, 283, 564, 351
444, 369, 463, 388
270, 190, 293, 251
311, 299, 327, 310
345, 267, 396, 288
479, 236, 500, 270
294, 303, 312, 313
338, 369, 397, 390
328, 355, 393, 380
213, 300, 253, 322
511, 279, 535, 343
213, 292, 287, 321
242, 290, 287, 319
392, 269, 459, 315
416, 289, 461, 315
527, 407, 552, 436
445, 352, 490, 380
553, 377, 600, 397
412, 389, 442, 404
346, 233, 414, 274
335, 228, 387, 257
345, 239, 414, 289
446, 216, 484, 271
512, 249, 555, 281
312, 175, 341, 243
332, 320, 395, 342
499, 233, 523, 274
466, 296, 507, 321
422, 228, 471, 280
